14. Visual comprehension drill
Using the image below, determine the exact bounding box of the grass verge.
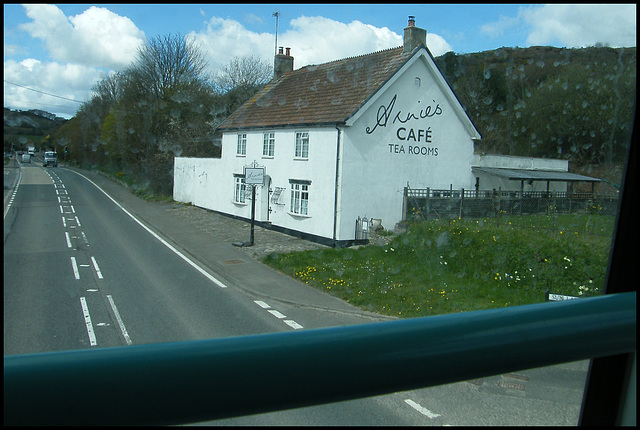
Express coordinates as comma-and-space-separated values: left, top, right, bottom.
261, 217, 613, 318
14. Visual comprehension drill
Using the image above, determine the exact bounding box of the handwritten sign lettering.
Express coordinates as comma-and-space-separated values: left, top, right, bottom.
365, 94, 443, 135
366, 94, 443, 157
244, 167, 264, 185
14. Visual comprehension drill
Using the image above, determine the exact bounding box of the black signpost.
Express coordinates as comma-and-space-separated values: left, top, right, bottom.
243, 163, 265, 247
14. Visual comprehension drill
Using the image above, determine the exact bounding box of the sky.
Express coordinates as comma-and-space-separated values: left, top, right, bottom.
3, 3, 637, 119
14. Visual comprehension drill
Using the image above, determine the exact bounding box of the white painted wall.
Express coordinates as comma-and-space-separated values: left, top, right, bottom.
336, 57, 477, 236
174, 127, 340, 240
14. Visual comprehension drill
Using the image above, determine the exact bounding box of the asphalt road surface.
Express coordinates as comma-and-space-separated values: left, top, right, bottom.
4, 160, 589, 425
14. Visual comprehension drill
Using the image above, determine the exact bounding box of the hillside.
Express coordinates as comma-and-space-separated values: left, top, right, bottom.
3, 108, 68, 152
435, 46, 635, 165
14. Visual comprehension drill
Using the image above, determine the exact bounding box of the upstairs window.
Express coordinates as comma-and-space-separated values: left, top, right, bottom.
263, 132, 275, 157
294, 132, 309, 159
236, 133, 247, 156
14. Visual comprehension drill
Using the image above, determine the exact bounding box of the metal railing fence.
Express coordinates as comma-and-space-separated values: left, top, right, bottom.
4, 291, 635, 426
403, 187, 619, 235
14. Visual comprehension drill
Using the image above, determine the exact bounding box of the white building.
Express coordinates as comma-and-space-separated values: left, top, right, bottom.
174, 17, 599, 246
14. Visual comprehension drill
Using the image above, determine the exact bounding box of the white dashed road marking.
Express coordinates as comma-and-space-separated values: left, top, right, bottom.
254, 300, 304, 330
70, 257, 80, 279
80, 297, 97, 346
404, 399, 441, 419
284, 320, 304, 330
268, 309, 287, 319
91, 256, 103, 279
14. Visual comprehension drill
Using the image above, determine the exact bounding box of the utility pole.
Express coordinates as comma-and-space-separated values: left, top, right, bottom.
273, 11, 280, 56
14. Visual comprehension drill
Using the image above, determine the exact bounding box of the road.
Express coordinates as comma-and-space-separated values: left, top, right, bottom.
4, 163, 286, 354
4, 158, 589, 425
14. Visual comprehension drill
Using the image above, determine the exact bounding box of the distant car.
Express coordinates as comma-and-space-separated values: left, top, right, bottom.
22, 154, 31, 163
43, 151, 58, 167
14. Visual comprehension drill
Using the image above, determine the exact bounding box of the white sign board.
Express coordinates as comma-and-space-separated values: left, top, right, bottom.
244, 167, 265, 185
548, 293, 579, 301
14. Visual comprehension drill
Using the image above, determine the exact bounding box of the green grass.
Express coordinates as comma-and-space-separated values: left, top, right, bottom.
498, 212, 617, 237
261, 217, 613, 318
96, 166, 173, 202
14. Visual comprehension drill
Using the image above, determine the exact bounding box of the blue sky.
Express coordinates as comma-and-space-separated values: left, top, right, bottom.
4, 4, 636, 119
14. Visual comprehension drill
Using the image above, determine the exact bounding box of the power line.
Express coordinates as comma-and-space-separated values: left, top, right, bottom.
3, 98, 75, 111
4, 80, 84, 104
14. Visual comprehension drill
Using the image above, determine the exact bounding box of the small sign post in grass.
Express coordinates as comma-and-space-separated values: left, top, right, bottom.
545, 290, 579, 301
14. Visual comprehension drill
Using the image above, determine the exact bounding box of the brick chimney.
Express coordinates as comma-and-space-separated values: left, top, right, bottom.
273, 46, 294, 80
403, 16, 426, 54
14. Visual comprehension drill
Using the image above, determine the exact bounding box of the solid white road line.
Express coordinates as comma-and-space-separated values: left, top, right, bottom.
80, 297, 97, 346
70, 171, 230, 289
107, 295, 132, 345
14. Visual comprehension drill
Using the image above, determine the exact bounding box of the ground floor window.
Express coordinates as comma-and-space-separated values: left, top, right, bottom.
290, 180, 310, 215
234, 175, 246, 203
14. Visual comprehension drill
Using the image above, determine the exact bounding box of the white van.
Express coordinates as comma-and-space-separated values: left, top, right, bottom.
43, 151, 58, 167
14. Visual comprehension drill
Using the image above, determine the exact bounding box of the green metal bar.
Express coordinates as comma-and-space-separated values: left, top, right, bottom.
4, 292, 636, 426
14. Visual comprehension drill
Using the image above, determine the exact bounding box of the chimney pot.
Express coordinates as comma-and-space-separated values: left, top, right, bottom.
274, 46, 294, 80
403, 16, 426, 54
278, 46, 283, 54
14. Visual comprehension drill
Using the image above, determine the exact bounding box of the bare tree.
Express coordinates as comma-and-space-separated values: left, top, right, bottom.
214, 56, 272, 92
134, 33, 210, 100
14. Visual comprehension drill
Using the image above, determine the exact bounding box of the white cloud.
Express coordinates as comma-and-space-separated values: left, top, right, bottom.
426, 33, 453, 57
282, 16, 402, 66
7, 9, 455, 118
188, 17, 274, 74
521, 4, 635, 48
4, 59, 100, 118
480, 15, 520, 39
190, 15, 451, 75
19, 4, 146, 69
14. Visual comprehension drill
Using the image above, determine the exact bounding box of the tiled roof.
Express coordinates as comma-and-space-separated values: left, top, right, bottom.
217, 46, 410, 130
